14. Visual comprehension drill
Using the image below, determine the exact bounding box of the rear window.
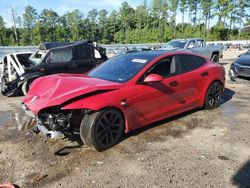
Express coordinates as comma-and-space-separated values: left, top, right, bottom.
178, 55, 206, 73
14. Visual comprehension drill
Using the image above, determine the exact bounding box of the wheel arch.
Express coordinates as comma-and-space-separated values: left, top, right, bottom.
210, 51, 219, 59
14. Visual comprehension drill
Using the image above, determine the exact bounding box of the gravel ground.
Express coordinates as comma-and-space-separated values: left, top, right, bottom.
0, 50, 250, 188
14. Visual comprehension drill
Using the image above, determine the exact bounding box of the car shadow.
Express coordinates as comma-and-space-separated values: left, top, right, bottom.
54, 133, 83, 156
232, 159, 250, 187
220, 63, 229, 65
54, 145, 82, 156
221, 87, 235, 105
122, 107, 200, 140
238, 76, 250, 81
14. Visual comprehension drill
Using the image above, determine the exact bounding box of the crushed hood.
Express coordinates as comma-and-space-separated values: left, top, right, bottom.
23, 74, 122, 115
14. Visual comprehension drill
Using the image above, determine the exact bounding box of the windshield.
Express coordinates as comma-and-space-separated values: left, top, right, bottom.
162, 40, 187, 49
88, 53, 154, 83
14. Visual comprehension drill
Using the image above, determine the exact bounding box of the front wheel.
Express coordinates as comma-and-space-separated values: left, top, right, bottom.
204, 81, 222, 110
80, 108, 125, 151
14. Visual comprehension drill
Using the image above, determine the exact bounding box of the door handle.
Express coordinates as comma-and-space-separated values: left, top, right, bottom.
200, 72, 208, 77
169, 80, 179, 87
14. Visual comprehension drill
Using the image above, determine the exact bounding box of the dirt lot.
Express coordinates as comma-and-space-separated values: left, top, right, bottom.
0, 50, 250, 188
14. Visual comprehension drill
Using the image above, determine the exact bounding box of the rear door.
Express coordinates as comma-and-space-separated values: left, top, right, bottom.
44, 47, 75, 74
74, 44, 97, 73
134, 56, 185, 126
177, 54, 208, 108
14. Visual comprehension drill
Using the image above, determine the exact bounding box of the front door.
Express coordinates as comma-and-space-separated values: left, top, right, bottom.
134, 56, 185, 127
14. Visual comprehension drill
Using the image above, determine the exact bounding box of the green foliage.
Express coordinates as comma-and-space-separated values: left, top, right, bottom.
0, 16, 5, 45
0, 1, 249, 46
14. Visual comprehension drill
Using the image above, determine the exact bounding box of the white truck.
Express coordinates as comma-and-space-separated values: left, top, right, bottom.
161, 38, 223, 63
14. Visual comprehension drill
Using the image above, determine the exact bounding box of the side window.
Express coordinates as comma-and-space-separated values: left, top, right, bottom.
75, 45, 92, 60
147, 56, 179, 78
47, 48, 73, 64
197, 40, 205, 47
178, 55, 206, 73
194, 56, 207, 65
187, 40, 195, 49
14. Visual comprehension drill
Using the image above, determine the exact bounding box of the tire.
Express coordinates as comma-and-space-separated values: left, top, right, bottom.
1, 77, 7, 96
228, 68, 238, 82
80, 108, 125, 151
204, 81, 222, 110
21, 80, 32, 96
211, 54, 219, 63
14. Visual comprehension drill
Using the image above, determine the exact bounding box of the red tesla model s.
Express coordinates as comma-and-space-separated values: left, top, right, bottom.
23, 51, 225, 151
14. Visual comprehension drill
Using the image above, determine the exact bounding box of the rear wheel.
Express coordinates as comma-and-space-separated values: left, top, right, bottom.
211, 54, 219, 63
80, 108, 125, 151
204, 81, 222, 110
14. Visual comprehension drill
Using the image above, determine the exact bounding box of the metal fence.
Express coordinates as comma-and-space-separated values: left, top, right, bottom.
0, 40, 249, 58
0, 43, 163, 58
0, 46, 38, 59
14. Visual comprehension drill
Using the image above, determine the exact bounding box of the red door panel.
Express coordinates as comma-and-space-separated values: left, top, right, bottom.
134, 75, 185, 127
178, 69, 206, 109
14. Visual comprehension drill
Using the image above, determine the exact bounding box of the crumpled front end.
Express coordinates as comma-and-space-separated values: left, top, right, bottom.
36, 107, 88, 137
23, 74, 122, 137
22, 103, 91, 138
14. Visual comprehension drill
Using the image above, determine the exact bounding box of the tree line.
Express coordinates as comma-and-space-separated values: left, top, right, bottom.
0, 0, 249, 46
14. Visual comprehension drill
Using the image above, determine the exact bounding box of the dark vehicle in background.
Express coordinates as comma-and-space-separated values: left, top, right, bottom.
161, 38, 223, 63
229, 49, 250, 80
1, 40, 107, 96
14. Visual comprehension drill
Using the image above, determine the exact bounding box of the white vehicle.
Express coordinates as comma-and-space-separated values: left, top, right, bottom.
0, 52, 33, 94
161, 38, 223, 63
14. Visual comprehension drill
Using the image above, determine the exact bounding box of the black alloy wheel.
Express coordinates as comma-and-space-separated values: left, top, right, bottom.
80, 109, 124, 151
204, 81, 222, 110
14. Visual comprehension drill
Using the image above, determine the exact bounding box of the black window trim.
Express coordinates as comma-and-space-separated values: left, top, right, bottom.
137, 55, 181, 83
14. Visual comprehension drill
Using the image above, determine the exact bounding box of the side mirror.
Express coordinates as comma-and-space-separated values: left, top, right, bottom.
144, 74, 163, 83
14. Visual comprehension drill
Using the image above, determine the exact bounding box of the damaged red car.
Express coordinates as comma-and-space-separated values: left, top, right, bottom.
23, 51, 225, 151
